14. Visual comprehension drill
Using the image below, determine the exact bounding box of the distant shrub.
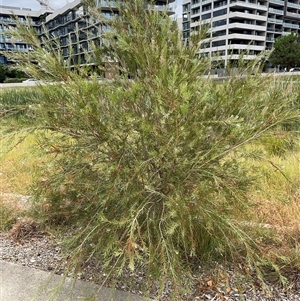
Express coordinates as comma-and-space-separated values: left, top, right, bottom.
4, 77, 27, 83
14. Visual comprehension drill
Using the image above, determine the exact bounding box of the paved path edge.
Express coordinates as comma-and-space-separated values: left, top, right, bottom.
0, 260, 150, 301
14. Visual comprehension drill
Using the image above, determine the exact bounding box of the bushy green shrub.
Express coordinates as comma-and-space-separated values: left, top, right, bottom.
4, 77, 27, 83
4, 0, 300, 298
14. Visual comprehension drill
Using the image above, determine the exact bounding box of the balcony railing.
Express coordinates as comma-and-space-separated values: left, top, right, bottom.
286, 2, 300, 9
267, 27, 282, 32
269, 0, 284, 5
286, 11, 299, 18
144, 3, 174, 12
267, 18, 283, 24
191, 3, 201, 9
230, 0, 267, 9
268, 7, 284, 15
283, 22, 299, 29
99, 1, 117, 7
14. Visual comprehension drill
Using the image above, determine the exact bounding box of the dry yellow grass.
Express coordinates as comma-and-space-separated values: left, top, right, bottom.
0, 133, 40, 230
249, 149, 300, 229
242, 143, 300, 275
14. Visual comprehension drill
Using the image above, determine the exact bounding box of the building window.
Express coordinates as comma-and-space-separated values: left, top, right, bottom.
202, 5, 212, 12
202, 13, 211, 20
212, 50, 225, 56
213, 8, 227, 17
0, 55, 7, 64
213, 29, 226, 37
212, 19, 227, 27
212, 39, 226, 47
183, 4, 190, 12
214, 0, 228, 9
183, 31, 190, 39
183, 22, 190, 30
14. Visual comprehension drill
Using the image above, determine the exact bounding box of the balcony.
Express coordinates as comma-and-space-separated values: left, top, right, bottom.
267, 27, 282, 32
226, 54, 261, 60
150, 4, 174, 13
191, 21, 201, 27
99, 1, 117, 7
228, 22, 266, 32
191, 9, 201, 17
228, 11, 267, 21
227, 43, 265, 50
191, 3, 201, 9
283, 22, 299, 29
269, 0, 284, 5
286, 2, 300, 9
268, 7, 284, 15
229, 0, 268, 11
286, 11, 300, 18
267, 18, 283, 24
227, 33, 266, 41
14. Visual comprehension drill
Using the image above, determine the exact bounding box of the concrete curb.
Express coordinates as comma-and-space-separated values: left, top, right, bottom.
0, 261, 149, 301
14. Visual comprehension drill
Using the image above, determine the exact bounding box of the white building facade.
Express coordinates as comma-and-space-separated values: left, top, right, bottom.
0, 5, 52, 64
0, 0, 175, 67
182, 0, 300, 67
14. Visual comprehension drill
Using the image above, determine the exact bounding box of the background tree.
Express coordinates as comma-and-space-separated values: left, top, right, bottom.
269, 32, 300, 70
6, 67, 26, 79
0, 63, 7, 83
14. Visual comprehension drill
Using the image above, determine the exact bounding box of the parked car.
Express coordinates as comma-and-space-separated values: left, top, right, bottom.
22, 78, 38, 83
289, 67, 300, 72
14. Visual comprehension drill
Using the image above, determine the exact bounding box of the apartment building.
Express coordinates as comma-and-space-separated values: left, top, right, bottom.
41, 0, 175, 68
182, 0, 300, 66
0, 0, 175, 69
0, 5, 52, 64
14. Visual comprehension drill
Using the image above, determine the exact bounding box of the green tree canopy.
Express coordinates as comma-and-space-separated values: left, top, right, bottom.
269, 32, 300, 70
0, 63, 7, 83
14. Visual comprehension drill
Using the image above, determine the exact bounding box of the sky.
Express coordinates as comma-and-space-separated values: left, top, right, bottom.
0, 0, 65, 10
0, 0, 183, 15
174, 0, 182, 16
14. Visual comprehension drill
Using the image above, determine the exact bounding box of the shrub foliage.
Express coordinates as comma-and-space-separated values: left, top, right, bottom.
4, 0, 300, 297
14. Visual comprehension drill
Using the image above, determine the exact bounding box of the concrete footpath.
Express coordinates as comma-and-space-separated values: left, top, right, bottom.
0, 261, 149, 301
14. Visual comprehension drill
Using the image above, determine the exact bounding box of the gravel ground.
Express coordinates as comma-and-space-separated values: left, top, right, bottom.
1, 228, 300, 301
1, 194, 299, 300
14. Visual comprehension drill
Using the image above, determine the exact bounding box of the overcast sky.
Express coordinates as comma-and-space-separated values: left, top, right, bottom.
0, 0, 182, 15
174, 0, 182, 16
0, 0, 64, 10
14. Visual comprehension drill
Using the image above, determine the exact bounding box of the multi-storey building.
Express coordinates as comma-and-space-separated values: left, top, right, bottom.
0, 0, 175, 72
41, 0, 175, 68
0, 5, 52, 64
182, 0, 300, 67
